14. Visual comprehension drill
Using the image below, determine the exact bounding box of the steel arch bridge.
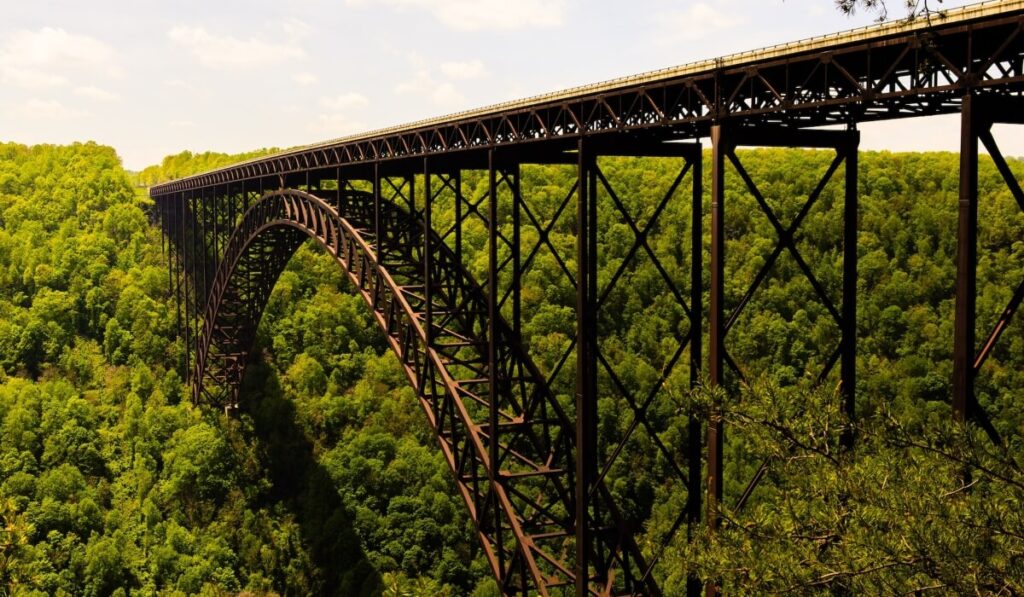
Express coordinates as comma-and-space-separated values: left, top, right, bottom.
151, 2, 1024, 594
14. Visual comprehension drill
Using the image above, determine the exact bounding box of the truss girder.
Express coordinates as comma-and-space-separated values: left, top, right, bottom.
151, 10, 1024, 197
177, 188, 660, 595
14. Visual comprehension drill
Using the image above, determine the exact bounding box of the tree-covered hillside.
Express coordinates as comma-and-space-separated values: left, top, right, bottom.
134, 149, 281, 188
1, 141, 1021, 594
0, 142, 492, 595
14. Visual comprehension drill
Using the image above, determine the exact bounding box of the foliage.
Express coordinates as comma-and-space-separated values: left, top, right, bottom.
833, 0, 944, 21
2, 139, 1023, 594
662, 382, 1023, 594
426, 147, 1024, 591
0, 143, 484, 595
134, 149, 280, 187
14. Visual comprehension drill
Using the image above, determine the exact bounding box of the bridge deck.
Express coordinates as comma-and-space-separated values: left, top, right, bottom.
151, 0, 1024, 196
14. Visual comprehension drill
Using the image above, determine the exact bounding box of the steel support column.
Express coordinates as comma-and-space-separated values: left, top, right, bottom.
950, 95, 1024, 446
954, 93, 979, 423
511, 165, 522, 341
575, 137, 599, 596
174, 198, 185, 377
184, 192, 194, 382
159, 199, 166, 256
687, 146, 704, 597
213, 185, 219, 265
197, 188, 208, 380
706, 124, 729, 597
486, 149, 506, 581
424, 158, 434, 353
374, 162, 382, 243
708, 125, 727, 538
454, 169, 463, 270
199, 187, 208, 313
167, 198, 184, 377
842, 131, 859, 445
707, 124, 858, 594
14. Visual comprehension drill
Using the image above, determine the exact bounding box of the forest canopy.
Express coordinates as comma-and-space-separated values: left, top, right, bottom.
0, 142, 491, 595
134, 149, 281, 188
0, 140, 1022, 594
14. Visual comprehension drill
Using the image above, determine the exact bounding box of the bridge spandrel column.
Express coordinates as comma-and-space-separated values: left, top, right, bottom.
707, 124, 727, 540
185, 191, 197, 383
575, 138, 598, 597
374, 162, 382, 245
686, 142, 705, 597
951, 94, 1024, 447
485, 149, 510, 582
566, 136, 705, 595
706, 123, 860, 595
954, 93, 979, 424
841, 131, 859, 449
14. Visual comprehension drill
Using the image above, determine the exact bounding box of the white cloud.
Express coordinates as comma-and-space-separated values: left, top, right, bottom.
315, 93, 371, 137
163, 79, 194, 91
74, 85, 120, 102
293, 72, 319, 86
427, 82, 464, 106
281, 18, 312, 40
319, 92, 370, 111
8, 98, 88, 120
168, 25, 305, 69
0, 27, 119, 88
395, 55, 470, 107
395, 69, 466, 107
1, 68, 67, 89
315, 113, 366, 136
439, 59, 485, 79
345, 0, 567, 31
656, 2, 745, 44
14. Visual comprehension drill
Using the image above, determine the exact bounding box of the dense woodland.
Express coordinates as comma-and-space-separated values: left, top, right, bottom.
0, 141, 1022, 595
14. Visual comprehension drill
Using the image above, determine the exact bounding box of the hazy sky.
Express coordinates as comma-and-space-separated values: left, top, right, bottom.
0, 0, 1004, 170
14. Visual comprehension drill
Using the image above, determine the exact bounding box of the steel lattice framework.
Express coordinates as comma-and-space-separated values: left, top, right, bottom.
151, 2, 1024, 594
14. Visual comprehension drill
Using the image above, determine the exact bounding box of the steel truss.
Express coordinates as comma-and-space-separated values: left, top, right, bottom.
954, 94, 1024, 445
150, 106, 1024, 592
151, 7, 1024, 196
153, 137, 711, 595
148, 5, 1024, 596
704, 126, 859, 595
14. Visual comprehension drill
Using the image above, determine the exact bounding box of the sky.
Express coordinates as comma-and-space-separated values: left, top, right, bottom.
0, 0, 1008, 171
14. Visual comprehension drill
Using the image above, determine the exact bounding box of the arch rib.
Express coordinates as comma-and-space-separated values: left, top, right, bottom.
193, 188, 656, 596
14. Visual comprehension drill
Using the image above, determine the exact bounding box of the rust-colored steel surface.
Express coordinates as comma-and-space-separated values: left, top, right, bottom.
191, 188, 655, 594
152, 2, 1024, 594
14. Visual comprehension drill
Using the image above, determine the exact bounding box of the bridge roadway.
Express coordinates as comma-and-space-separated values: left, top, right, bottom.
151, 1, 1024, 595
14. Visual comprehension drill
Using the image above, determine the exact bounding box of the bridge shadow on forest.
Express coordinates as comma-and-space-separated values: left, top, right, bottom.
239, 353, 383, 596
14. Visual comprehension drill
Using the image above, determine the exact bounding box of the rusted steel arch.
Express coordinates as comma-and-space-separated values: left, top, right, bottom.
191, 197, 304, 407
191, 188, 657, 596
